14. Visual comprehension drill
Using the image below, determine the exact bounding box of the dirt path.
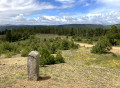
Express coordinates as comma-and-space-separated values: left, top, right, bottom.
76, 42, 120, 55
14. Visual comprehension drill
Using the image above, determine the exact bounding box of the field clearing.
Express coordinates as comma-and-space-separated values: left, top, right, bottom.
36, 34, 66, 39
1, 46, 120, 88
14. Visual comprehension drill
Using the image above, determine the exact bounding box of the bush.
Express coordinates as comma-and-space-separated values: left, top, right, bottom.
40, 48, 55, 66
74, 37, 82, 42
40, 48, 65, 66
112, 53, 117, 57
0, 36, 78, 59
50, 44, 57, 54
5, 52, 15, 58
91, 37, 112, 54
55, 51, 65, 64
60, 39, 79, 50
69, 40, 79, 49
60, 39, 69, 50
0, 42, 18, 54
21, 47, 31, 57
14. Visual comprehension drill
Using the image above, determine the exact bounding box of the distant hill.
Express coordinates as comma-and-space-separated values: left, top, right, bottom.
0, 24, 120, 31
0, 25, 46, 31
57, 24, 105, 29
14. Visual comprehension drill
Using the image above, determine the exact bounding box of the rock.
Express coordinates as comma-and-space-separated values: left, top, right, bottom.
27, 51, 40, 81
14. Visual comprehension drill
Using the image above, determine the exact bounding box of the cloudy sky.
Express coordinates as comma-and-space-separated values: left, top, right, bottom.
0, 0, 120, 25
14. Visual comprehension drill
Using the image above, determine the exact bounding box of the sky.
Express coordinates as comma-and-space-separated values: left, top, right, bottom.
0, 0, 120, 25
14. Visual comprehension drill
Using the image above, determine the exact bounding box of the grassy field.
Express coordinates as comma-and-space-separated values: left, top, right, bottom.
0, 34, 120, 88
36, 34, 66, 39
1, 46, 120, 88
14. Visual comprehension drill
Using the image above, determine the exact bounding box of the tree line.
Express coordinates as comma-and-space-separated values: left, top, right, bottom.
0, 25, 120, 44
0, 27, 107, 41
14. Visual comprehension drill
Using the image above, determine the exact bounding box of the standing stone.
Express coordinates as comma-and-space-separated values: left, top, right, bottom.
27, 51, 40, 81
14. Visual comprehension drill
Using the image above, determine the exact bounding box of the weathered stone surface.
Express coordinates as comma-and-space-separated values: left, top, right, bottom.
27, 51, 40, 81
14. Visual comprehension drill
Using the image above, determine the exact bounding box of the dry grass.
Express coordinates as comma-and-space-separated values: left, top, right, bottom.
1, 47, 120, 88
36, 34, 66, 39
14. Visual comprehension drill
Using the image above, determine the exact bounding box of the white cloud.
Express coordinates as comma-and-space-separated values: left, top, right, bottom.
13, 14, 26, 22
0, 0, 56, 12
91, 0, 120, 13
0, 0, 120, 25
0, 0, 75, 24
8, 11, 120, 25
55, 0, 76, 4
97, 0, 120, 7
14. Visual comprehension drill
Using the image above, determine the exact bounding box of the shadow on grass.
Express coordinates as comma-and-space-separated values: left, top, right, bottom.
38, 76, 51, 81
40, 65, 49, 68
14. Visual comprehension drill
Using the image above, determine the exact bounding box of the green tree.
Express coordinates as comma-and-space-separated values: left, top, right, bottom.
106, 25, 120, 45
91, 37, 112, 54
61, 39, 69, 50
5, 31, 12, 42
55, 51, 65, 64
40, 48, 55, 66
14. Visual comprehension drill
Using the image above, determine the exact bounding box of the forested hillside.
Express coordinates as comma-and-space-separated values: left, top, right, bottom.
1, 24, 120, 31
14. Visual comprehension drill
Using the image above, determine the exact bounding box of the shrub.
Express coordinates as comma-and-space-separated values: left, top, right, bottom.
40, 48, 65, 66
69, 40, 79, 49
21, 47, 31, 57
0, 42, 18, 54
112, 53, 117, 57
0, 36, 78, 59
87, 40, 93, 44
5, 52, 15, 58
91, 37, 112, 54
60, 39, 69, 50
40, 48, 55, 66
55, 51, 65, 64
50, 44, 57, 54
74, 37, 82, 42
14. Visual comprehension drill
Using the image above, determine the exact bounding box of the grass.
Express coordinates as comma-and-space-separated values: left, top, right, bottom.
0, 34, 120, 88
1, 47, 120, 87
36, 34, 66, 39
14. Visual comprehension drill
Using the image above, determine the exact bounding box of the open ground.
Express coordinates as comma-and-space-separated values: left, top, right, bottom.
1, 41, 120, 88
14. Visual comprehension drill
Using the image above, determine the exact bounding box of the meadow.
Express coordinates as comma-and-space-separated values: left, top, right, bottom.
0, 34, 120, 88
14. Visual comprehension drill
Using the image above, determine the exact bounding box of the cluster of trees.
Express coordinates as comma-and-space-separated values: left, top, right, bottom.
5, 28, 34, 42
0, 25, 120, 55
33, 27, 107, 38
91, 25, 120, 54
0, 36, 78, 64
0, 26, 108, 42
0, 30, 6, 35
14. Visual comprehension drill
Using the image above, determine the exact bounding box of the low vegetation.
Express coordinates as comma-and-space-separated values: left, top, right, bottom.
91, 37, 112, 54
0, 34, 78, 65
0, 25, 120, 87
